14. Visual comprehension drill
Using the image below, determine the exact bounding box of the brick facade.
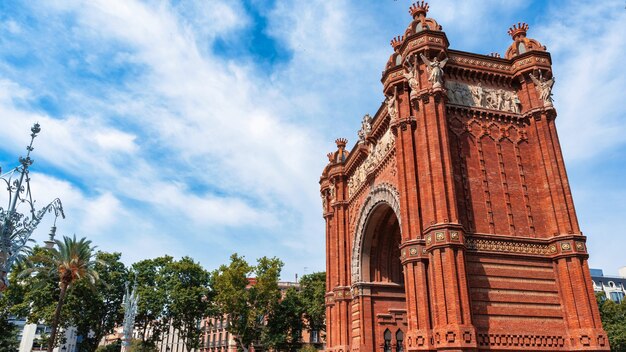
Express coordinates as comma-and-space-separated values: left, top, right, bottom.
319, 3, 608, 351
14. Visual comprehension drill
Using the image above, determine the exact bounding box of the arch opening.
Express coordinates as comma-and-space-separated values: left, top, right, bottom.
361, 203, 403, 284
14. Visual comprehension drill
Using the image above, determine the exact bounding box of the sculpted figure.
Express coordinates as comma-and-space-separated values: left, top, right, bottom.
486, 90, 498, 110
502, 91, 513, 112
403, 56, 420, 101
358, 114, 372, 142
386, 93, 398, 120
420, 53, 448, 88
511, 93, 521, 113
530, 71, 555, 106
496, 89, 505, 110
447, 84, 456, 103
470, 83, 485, 107
329, 180, 336, 201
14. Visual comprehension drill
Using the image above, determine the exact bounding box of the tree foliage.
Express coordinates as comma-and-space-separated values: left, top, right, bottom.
597, 293, 626, 351
212, 254, 283, 352
131, 256, 173, 345
299, 272, 326, 334
65, 251, 128, 352
21, 235, 100, 352
263, 287, 303, 351
164, 256, 212, 352
0, 311, 20, 351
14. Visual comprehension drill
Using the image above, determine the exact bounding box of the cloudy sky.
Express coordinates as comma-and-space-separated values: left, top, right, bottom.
0, 0, 624, 279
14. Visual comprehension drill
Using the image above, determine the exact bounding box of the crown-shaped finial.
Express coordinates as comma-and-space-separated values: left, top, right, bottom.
508, 22, 529, 39
409, 1, 429, 18
335, 138, 348, 149
390, 35, 404, 50
327, 152, 335, 162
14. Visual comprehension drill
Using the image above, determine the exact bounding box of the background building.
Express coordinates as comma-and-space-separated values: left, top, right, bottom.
199, 281, 324, 352
8, 318, 79, 352
591, 267, 626, 303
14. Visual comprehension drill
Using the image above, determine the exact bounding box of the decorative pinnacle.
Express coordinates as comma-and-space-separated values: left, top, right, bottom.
508, 22, 529, 39
489, 52, 501, 58
409, 1, 429, 18
335, 138, 348, 149
30, 122, 41, 137
390, 35, 404, 50
327, 152, 334, 162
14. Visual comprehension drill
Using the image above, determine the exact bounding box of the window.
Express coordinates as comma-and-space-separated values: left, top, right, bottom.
395, 55, 402, 66
396, 330, 404, 352
384, 329, 392, 352
518, 42, 527, 54
311, 330, 319, 343
610, 291, 624, 303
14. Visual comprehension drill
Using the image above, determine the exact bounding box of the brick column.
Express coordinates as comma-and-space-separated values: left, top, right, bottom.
551, 239, 609, 351
416, 87, 477, 351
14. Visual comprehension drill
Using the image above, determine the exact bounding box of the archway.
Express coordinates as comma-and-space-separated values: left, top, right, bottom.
352, 185, 407, 351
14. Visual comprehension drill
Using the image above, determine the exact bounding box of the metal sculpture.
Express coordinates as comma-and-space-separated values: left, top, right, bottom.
121, 282, 139, 351
0, 123, 64, 291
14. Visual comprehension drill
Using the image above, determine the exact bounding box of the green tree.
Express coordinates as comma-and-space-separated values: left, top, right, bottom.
597, 293, 626, 351
212, 254, 283, 352
0, 311, 20, 351
126, 339, 158, 352
299, 272, 326, 336
65, 252, 128, 352
9, 247, 60, 330
21, 236, 100, 352
263, 287, 304, 351
164, 256, 212, 352
95, 340, 121, 352
132, 256, 172, 345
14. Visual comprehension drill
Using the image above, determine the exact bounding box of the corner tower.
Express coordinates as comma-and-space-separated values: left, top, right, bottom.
320, 3, 608, 352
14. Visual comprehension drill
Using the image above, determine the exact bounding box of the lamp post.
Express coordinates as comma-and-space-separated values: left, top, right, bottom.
0, 123, 65, 291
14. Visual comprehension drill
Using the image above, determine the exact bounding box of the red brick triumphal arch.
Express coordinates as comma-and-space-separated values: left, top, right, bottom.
320, 3, 609, 352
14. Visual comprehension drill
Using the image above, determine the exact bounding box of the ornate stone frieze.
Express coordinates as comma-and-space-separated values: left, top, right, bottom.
448, 54, 511, 71
348, 127, 395, 198
477, 333, 565, 348
445, 80, 521, 114
465, 237, 552, 256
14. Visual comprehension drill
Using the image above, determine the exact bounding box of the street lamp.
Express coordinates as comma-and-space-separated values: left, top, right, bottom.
0, 123, 65, 291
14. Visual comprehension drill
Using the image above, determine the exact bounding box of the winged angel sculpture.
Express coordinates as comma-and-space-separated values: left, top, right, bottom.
530, 71, 555, 106
420, 53, 448, 88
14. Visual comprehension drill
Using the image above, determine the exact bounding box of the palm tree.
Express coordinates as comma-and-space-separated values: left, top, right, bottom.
22, 235, 99, 352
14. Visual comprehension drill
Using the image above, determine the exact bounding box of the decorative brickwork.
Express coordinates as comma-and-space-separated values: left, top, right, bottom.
320, 3, 608, 351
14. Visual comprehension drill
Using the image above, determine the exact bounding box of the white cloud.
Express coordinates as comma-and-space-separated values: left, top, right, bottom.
535, 0, 626, 161
1, 0, 624, 278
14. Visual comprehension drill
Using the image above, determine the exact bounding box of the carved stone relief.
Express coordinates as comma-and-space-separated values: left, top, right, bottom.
348, 127, 396, 198
445, 81, 521, 114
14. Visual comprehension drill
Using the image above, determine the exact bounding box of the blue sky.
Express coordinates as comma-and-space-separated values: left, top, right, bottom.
0, 0, 624, 279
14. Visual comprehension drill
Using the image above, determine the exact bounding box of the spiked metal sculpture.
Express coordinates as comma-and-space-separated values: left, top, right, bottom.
121, 282, 139, 351
0, 123, 65, 291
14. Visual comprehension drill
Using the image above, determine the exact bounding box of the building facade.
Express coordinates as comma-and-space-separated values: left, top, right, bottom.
320, 3, 608, 351
9, 318, 79, 352
591, 267, 626, 303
